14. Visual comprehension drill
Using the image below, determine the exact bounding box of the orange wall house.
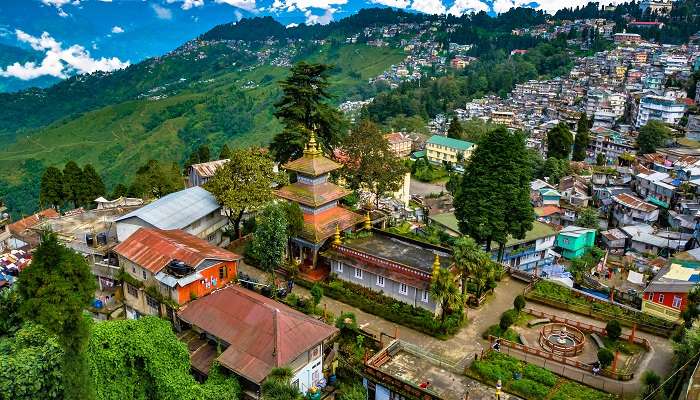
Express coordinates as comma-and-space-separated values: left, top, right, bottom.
114, 227, 241, 319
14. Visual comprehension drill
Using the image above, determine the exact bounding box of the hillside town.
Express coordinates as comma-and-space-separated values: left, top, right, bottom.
6, 1, 700, 400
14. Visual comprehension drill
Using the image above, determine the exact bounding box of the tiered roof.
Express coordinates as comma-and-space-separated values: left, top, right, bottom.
282, 132, 342, 177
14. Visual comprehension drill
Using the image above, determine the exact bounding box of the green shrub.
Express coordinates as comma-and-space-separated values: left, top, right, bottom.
500, 309, 518, 331
285, 293, 299, 307
597, 347, 614, 368
605, 319, 621, 341
523, 364, 556, 386
550, 382, 614, 400
514, 295, 526, 312
510, 378, 549, 400
482, 324, 519, 342
310, 284, 323, 306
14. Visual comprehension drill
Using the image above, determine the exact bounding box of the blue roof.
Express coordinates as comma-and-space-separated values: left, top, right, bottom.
115, 186, 221, 230
426, 135, 474, 151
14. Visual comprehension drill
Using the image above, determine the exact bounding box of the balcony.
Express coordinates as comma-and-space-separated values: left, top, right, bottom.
92, 260, 121, 280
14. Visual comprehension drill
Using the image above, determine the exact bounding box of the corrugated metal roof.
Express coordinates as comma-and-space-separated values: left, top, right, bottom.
426, 135, 474, 150
178, 285, 337, 384
613, 193, 658, 213
115, 187, 220, 230
113, 228, 240, 274
190, 159, 230, 179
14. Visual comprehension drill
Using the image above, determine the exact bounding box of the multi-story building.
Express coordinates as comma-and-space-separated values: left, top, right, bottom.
384, 132, 412, 157
611, 193, 659, 226
325, 229, 454, 315
634, 170, 676, 207
635, 95, 687, 127
588, 127, 637, 165
556, 226, 597, 259
490, 110, 515, 126
115, 227, 241, 320
493, 221, 557, 273
178, 285, 337, 397
643, 263, 696, 322
115, 186, 229, 246
614, 32, 642, 44
425, 135, 474, 165
186, 159, 229, 187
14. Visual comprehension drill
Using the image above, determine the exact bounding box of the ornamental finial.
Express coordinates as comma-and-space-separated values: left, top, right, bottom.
432, 253, 441, 276
333, 224, 342, 245
304, 129, 321, 157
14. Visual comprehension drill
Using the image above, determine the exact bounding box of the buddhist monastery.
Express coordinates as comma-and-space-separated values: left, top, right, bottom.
275, 132, 364, 269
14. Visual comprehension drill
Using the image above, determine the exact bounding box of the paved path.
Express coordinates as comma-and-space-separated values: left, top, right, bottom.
238, 261, 673, 398
410, 178, 446, 196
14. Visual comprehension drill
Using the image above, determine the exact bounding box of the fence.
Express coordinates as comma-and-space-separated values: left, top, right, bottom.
538, 323, 585, 357
524, 281, 676, 336
487, 335, 635, 381
525, 308, 651, 350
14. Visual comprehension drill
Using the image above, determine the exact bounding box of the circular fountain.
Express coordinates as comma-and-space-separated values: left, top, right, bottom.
538, 323, 585, 357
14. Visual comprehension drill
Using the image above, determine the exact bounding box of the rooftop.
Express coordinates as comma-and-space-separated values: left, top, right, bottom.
342, 230, 452, 274
499, 221, 557, 248
9, 208, 59, 235
613, 193, 658, 213
189, 159, 229, 179
558, 225, 596, 238
275, 182, 351, 208
115, 186, 220, 230
426, 135, 474, 151
646, 263, 700, 293
113, 228, 240, 274
178, 285, 338, 384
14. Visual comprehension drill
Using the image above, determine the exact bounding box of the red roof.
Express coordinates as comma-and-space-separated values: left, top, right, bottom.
8, 208, 59, 235
113, 228, 240, 273
178, 285, 338, 383
535, 206, 562, 217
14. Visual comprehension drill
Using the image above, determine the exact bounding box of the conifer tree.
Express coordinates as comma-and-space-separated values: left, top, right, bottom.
447, 115, 464, 139
572, 114, 590, 161
547, 122, 573, 160
219, 143, 233, 159
82, 164, 105, 204
39, 166, 64, 210
62, 161, 88, 208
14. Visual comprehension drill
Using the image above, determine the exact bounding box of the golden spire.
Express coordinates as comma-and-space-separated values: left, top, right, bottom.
303, 129, 322, 157
363, 211, 372, 230
333, 224, 342, 245
432, 253, 441, 276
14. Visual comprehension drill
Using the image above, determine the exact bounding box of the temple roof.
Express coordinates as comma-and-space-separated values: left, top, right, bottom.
275, 182, 351, 208
299, 206, 365, 244
282, 130, 342, 176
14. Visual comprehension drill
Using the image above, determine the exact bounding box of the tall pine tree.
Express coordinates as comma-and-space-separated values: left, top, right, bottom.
62, 161, 88, 208
572, 114, 590, 162
546, 122, 573, 160
82, 164, 105, 204
270, 62, 346, 163
39, 166, 64, 210
447, 115, 464, 139
454, 127, 534, 255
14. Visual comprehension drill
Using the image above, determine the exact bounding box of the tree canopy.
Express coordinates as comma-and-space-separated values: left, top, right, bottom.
204, 148, 286, 238
270, 62, 346, 163
341, 120, 407, 208
546, 123, 573, 160
454, 127, 534, 252
250, 203, 289, 278
572, 114, 590, 162
638, 120, 672, 154
447, 115, 464, 139
128, 160, 183, 199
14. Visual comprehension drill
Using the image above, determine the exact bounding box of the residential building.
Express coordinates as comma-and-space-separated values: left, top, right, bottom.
556, 226, 596, 259
114, 186, 228, 246
588, 127, 636, 165
425, 135, 475, 165
384, 132, 412, 157
491, 110, 515, 126
601, 228, 628, 255
640, 0, 672, 15
558, 176, 591, 208
0, 202, 10, 252
687, 115, 700, 141
275, 133, 364, 269
620, 224, 692, 256
493, 221, 557, 273
614, 32, 642, 44
178, 285, 337, 396
115, 228, 240, 320
635, 95, 687, 128
186, 159, 229, 187
611, 193, 659, 226
534, 205, 563, 225
8, 208, 60, 248
634, 170, 675, 208
642, 263, 697, 322
324, 229, 453, 315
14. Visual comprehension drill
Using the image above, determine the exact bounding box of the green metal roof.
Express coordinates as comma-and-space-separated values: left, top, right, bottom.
426, 135, 474, 151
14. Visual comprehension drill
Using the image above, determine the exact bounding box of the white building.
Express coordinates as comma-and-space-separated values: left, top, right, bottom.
635, 95, 687, 127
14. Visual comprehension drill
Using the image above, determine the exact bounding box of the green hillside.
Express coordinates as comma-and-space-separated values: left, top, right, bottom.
0, 43, 403, 216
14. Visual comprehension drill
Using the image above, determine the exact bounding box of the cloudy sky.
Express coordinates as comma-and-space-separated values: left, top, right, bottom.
0, 0, 625, 83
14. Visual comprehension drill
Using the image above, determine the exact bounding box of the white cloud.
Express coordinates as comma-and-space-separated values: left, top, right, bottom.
371, 0, 410, 8
270, 0, 346, 12
216, 0, 257, 11
304, 8, 335, 25
41, 0, 75, 6
489, 0, 628, 14
151, 3, 174, 19
411, 0, 445, 14
491, 0, 515, 13
286, 22, 299, 28
448, 0, 488, 15
0, 30, 129, 81
111, 26, 124, 34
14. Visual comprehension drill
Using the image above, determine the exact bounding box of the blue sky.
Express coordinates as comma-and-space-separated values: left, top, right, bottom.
0, 0, 624, 83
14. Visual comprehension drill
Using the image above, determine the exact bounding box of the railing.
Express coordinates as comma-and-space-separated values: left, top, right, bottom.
525, 308, 651, 350
487, 335, 634, 381
538, 323, 585, 357
333, 244, 432, 282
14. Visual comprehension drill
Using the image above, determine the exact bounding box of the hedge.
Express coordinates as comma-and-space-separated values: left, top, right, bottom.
296, 278, 464, 339
471, 352, 615, 400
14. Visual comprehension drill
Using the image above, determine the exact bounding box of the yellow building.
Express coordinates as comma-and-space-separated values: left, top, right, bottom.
491, 111, 515, 127
384, 132, 412, 157
425, 135, 475, 165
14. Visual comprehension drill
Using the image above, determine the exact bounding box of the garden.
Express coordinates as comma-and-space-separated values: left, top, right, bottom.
526, 280, 675, 334
470, 352, 617, 400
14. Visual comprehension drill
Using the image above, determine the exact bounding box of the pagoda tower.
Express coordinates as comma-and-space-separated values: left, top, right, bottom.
275, 132, 364, 269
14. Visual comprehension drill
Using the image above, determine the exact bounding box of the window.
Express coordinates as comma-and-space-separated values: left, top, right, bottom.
207, 233, 216, 242
126, 283, 138, 297
336, 262, 343, 273
376, 275, 385, 287
658, 293, 665, 303
399, 283, 408, 296
142, 270, 147, 280
421, 290, 429, 303
354, 268, 363, 279
146, 295, 159, 310
219, 266, 226, 280
673, 296, 682, 309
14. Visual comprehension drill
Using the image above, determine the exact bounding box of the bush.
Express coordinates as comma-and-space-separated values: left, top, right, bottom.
482, 324, 519, 342
605, 320, 621, 341
523, 364, 556, 386
500, 309, 517, 331
285, 293, 299, 307
310, 284, 323, 306
550, 382, 614, 400
510, 378, 549, 400
597, 348, 614, 368
335, 312, 358, 331
514, 295, 526, 312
